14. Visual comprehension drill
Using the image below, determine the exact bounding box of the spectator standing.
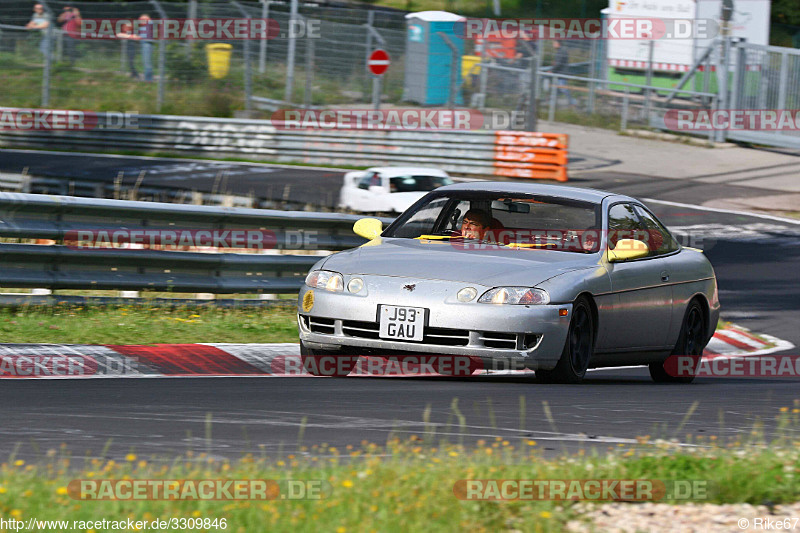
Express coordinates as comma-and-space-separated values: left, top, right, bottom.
551, 41, 576, 107
25, 3, 50, 57
116, 15, 154, 82
57, 6, 81, 65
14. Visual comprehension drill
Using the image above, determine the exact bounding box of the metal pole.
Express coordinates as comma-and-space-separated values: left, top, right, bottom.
42, 22, 52, 106
437, 32, 459, 110
187, 0, 197, 57
259, 0, 269, 74
519, 41, 538, 132
777, 51, 788, 112
478, 62, 488, 110
588, 37, 598, 114
371, 75, 381, 110
284, 0, 299, 103
304, 34, 314, 109
621, 86, 629, 130
644, 40, 654, 122
715, 37, 729, 143
149, 0, 167, 112
548, 75, 557, 122
232, 1, 253, 112
364, 10, 374, 97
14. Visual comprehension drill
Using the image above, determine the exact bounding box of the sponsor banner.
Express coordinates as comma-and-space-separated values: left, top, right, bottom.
453, 479, 710, 501
664, 110, 800, 132
79, 18, 280, 40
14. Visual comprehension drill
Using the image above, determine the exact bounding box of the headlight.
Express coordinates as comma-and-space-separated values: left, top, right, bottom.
347, 277, 364, 293
305, 270, 344, 292
478, 287, 549, 305
456, 287, 478, 302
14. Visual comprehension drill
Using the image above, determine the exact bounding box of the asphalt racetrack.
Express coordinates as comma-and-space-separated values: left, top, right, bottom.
1, 151, 799, 461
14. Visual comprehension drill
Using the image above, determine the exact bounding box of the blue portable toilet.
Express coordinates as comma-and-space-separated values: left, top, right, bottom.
404, 11, 464, 105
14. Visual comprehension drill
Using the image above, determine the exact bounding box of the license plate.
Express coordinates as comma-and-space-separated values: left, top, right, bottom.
379, 305, 425, 341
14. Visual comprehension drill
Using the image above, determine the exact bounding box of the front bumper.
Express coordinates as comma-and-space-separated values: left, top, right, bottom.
297, 275, 572, 370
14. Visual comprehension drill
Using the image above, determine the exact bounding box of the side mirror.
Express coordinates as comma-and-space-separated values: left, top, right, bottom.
353, 218, 383, 240
368, 185, 386, 194
607, 239, 649, 262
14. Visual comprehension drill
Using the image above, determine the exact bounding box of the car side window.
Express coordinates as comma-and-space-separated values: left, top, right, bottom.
634, 205, 679, 256
607, 203, 646, 250
357, 173, 374, 190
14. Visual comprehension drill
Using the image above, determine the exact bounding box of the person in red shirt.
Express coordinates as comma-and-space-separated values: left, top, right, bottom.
57, 6, 81, 65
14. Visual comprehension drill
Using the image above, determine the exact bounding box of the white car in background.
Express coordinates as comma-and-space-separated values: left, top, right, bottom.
339, 167, 454, 214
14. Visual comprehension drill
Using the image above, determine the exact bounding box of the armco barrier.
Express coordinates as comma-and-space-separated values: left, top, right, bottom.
0, 192, 391, 294
0, 112, 569, 181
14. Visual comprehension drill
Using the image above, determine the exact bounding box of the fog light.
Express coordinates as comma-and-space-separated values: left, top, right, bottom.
347, 277, 364, 293
457, 287, 478, 302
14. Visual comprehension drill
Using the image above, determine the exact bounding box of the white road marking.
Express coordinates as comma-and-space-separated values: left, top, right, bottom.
644, 198, 800, 225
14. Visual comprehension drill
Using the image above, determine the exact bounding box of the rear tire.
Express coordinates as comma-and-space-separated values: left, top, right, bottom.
300, 341, 359, 377
536, 296, 594, 384
649, 300, 706, 384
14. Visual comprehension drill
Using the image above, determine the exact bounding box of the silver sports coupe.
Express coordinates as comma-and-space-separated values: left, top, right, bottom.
297, 182, 720, 383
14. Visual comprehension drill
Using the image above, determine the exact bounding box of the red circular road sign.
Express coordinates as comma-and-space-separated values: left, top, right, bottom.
368, 49, 390, 76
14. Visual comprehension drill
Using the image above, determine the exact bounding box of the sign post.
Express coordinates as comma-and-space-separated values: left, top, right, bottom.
367, 49, 390, 110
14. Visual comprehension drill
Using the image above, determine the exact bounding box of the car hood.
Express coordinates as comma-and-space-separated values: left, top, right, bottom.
321, 238, 597, 286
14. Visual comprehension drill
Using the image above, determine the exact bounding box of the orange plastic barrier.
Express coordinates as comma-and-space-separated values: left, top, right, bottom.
493, 132, 569, 182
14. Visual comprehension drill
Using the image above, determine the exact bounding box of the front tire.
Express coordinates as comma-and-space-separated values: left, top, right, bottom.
536, 297, 594, 384
300, 341, 359, 377
649, 299, 706, 384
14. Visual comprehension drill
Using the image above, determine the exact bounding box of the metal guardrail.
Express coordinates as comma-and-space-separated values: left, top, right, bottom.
0, 112, 569, 180
0, 192, 389, 294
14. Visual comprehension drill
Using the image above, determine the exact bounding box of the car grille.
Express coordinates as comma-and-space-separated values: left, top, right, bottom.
301, 315, 541, 351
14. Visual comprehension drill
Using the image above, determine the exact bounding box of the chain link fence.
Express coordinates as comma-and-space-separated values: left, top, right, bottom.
1, 2, 798, 148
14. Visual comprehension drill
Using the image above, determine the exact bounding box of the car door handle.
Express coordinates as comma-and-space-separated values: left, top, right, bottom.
660, 271, 670, 282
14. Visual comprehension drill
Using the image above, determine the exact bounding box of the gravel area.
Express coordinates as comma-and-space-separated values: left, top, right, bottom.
566, 502, 800, 532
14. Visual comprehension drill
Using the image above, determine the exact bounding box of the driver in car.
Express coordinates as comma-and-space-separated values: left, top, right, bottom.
458, 209, 492, 241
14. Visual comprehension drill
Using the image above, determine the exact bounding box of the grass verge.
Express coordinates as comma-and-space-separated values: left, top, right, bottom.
0, 305, 299, 344
2, 404, 800, 532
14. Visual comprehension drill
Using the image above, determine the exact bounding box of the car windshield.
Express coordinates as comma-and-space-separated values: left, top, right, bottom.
389, 175, 454, 193
383, 191, 602, 253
